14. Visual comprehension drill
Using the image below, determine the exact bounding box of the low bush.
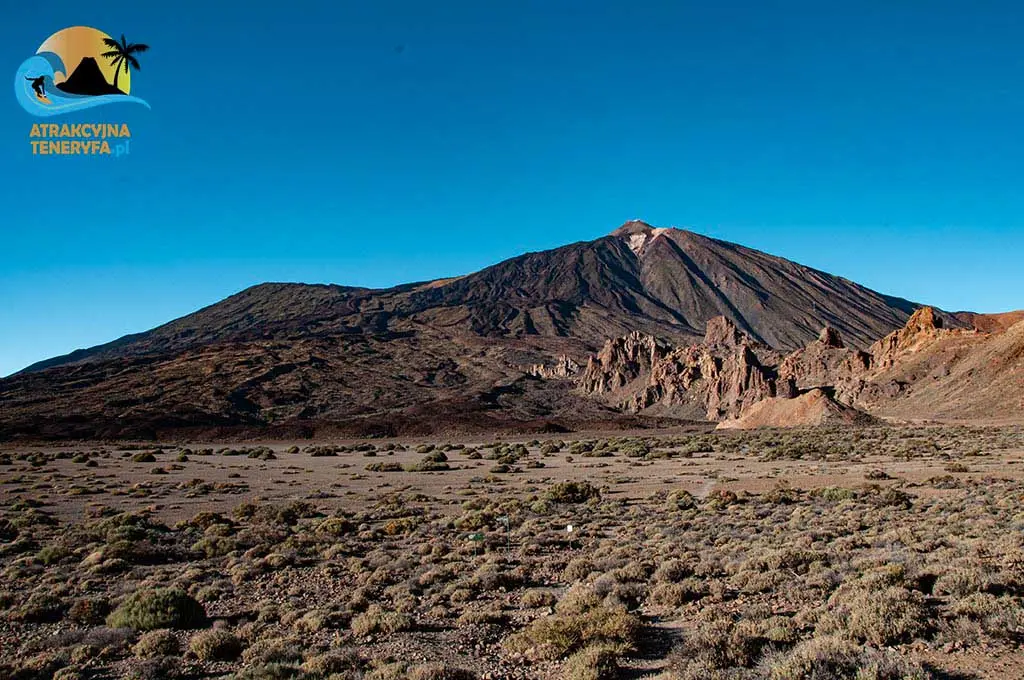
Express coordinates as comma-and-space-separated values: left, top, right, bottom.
350, 604, 413, 637
761, 635, 931, 680
544, 481, 600, 504
107, 588, 207, 630
134, 629, 180, 658
190, 628, 243, 661
505, 602, 639, 661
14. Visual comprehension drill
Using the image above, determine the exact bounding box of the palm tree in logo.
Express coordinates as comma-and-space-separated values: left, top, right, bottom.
100, 34, 149, 92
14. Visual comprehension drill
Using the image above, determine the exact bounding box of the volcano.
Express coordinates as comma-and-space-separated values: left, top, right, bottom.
55, 56, 125, 96
1, 221, 1000, 439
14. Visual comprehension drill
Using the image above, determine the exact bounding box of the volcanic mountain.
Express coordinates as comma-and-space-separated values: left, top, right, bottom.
55, 57, 124, 96
0, 222, 955, 439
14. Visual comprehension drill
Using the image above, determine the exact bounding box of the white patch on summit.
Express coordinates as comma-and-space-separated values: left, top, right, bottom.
627, 233, 647, 255
626, 227, 670, 256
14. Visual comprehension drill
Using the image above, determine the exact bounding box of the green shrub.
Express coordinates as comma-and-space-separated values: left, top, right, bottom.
544, 481, 600, 504
107, 588, 207, 630
36, 544, 70, 565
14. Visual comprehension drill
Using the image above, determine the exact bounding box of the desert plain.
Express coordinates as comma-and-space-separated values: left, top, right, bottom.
3, 424, 1024, 680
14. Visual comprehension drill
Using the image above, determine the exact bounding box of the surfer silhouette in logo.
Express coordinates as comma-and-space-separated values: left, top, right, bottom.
26, 75, 46, 98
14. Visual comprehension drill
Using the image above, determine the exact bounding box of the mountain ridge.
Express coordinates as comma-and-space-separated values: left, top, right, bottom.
19, 223, 930, 376
1, 221, 988, 439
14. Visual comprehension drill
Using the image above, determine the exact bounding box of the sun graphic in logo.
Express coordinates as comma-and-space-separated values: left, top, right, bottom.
41, 26, 147, 95
15, 25, 150, 116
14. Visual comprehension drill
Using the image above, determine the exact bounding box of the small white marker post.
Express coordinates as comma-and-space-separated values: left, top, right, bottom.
566, 523, 574, 550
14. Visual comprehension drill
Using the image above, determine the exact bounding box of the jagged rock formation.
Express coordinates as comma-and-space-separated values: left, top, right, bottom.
578, 317, 786, 420
578, 331, 671, 394
577, 306, 1024, 427
870, 307, 950, 370
527, 355, 581, 379
776, 325, 872, 399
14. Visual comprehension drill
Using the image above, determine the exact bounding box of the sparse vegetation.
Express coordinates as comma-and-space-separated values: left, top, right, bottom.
3, 425, 1024, 678
107, 589, 207, 630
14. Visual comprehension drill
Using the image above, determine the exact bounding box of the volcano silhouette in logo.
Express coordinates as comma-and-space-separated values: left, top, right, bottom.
14, 26, 150, 117
56, 57, 124, 95
57, 35, 147, 96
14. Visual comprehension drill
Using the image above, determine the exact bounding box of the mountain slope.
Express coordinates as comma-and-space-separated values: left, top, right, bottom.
859, 312, 1024, 423
2, 222, 940, 438
21, 222, 920, 373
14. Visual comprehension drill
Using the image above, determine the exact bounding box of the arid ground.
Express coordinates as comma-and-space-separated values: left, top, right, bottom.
3, 425, 1024, 679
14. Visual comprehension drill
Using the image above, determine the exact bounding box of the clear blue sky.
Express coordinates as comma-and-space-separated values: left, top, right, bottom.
2, 2, 1024, 377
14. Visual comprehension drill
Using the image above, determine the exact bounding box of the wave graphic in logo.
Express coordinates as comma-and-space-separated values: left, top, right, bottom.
14, 26, 150, 117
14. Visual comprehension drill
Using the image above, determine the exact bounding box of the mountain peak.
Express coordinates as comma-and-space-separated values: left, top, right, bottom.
56, 56, 125, 96
610, 220, 658, 236
611, 220, 681, 257
906, 306, 943, 332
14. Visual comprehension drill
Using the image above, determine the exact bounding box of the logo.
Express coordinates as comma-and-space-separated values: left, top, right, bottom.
15, 26, 149, 156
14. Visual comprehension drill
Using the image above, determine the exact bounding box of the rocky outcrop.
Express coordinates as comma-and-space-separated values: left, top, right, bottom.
854, 310, 1023, 422
576, 305, 1024, 428
817, 326, 844, 348
869, 306, 949, 369
777, 326, 871, 398
578, 331, 671, 394
578, 317, 783, 420
527, 355, 581, 379
704, 315, 750, 347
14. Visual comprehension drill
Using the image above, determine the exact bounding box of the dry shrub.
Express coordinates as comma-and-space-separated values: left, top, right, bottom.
189, 628, 243, 661
241, 637, 304, 666
671, 613, 769, 671
544, 481, 600, 504
505, 602, 639, 661
301, 648, 363, 675
133, 629, 180, 658
561, 644, 620, 680
350, 604, 413, 637
761, 635, 931, 679
407, 663, 477, 680
821, 585, 928, 646
521, 589, 558, 608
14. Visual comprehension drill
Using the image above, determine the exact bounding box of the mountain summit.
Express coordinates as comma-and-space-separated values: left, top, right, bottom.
0, 222, 948, 438
55, 57, 124, 96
